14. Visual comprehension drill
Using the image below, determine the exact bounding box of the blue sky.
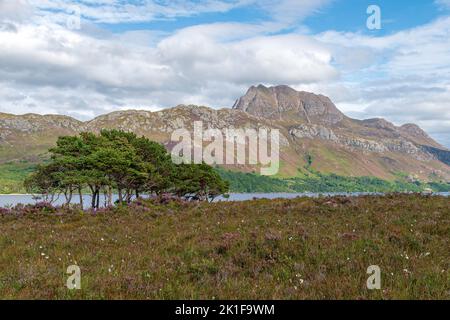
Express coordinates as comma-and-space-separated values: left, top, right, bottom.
53, 0, 448, 42
304, 0, 445, 35
0, 0, 449, 147
97, 0, 445, 36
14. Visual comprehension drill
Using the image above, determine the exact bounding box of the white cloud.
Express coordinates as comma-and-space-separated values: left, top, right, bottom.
314, 17, 450, 147
257, 0, 333, 24
18, 0, 334, 27
0, 20, 337, 118
0, 0, 34, 21
27, 0, 249, 24
157, 24, 338, 85
0, 1, 449, 148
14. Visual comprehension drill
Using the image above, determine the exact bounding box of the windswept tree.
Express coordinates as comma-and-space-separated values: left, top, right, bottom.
24, 130, 229, 208
173, 163, 230, 202
131, 135, 174, 195
24, 163, 60, 203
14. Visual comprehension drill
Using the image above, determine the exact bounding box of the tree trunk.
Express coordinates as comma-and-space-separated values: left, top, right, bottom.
118, 188, 123, 204
107, 186, 113, 207
78, 187, 83, 210
103, 190, 107, 208
90, 186, 97, 209
91, 190, 96, 209
67, 189, 73, 205
96, 189, 100, 209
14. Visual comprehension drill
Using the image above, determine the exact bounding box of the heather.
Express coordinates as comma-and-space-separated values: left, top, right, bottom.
0, 194, 448, 299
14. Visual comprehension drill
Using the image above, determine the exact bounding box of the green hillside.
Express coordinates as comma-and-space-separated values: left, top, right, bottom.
1, 161, 449, 195
0, 161, 36, 194
0, 161, 450, 194
216, 168, 450, 193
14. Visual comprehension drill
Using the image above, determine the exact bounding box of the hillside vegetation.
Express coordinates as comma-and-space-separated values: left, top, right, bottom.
0, 194, 448, 299
0, 161, 36, 194
1, 161, 449, 194
216, 168, 450, 193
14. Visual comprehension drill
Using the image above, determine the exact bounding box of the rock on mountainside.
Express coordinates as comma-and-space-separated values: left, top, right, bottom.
0, 85, 449, 182
233, 84, 345, 124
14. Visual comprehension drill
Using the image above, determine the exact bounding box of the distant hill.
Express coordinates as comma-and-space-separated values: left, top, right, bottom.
0, 85, 449, 193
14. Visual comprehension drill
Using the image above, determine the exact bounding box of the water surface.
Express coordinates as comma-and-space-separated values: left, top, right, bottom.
0, 192, 448, 208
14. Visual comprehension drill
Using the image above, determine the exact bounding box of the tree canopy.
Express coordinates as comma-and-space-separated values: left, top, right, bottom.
24, 130, 229, 208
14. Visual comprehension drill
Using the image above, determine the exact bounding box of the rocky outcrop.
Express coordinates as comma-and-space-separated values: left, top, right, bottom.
362, 118, 397, 131
232, 85, 345, 124
0, 113, 83, 133
289, 124, 338, 141
421, 145, 450, 165
288, 122, 434, 161
400, 123, 430, 138
339, 136, 388, 153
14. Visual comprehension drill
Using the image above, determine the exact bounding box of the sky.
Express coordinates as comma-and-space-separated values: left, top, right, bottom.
0, 0, 449, 147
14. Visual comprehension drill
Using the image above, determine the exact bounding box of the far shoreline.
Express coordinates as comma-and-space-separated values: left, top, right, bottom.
1, 191, 448, 197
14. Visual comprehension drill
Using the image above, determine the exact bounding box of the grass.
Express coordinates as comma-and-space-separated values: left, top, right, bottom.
0, 161, 36, 194
0, 194, 449, 299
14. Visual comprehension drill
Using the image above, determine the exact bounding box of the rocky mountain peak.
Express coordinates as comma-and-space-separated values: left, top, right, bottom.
398, 123, 445, 149
400, 123, 430, 138
232, 84, 345, 124
0, 112, 83, 133
362, 118, 397, 131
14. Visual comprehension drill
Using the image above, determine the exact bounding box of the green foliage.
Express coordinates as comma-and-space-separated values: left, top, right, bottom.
23, 130, 229, 207
305, 153, 313, 167
0, 161, 36, 194
216, 168, 450, 193
217, 169, 290, 193
24, 162, 61, 201
173, 163, 229, 202
427, 181, 450, 192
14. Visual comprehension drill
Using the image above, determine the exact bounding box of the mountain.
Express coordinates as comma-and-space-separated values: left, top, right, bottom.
232, 85, 450, 180
232, 84, 345, 124
1, 85, 449, 190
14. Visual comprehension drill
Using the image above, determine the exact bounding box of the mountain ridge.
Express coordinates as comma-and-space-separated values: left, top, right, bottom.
1, 85, 449, 183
